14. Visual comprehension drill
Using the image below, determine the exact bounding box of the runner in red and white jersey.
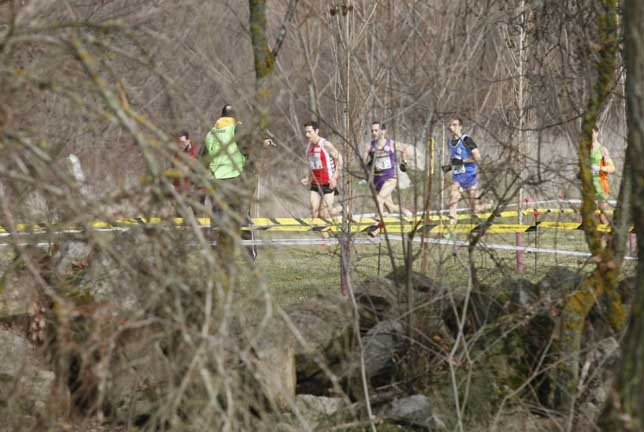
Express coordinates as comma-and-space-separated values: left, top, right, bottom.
300, 121, 343, 235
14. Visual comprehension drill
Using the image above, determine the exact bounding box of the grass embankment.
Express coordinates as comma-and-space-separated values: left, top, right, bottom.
0, 209, 633, 309
243, 222, 636, 308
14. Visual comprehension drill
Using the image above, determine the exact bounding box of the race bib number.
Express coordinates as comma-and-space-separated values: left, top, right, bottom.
452, 163, 466, 174
309, 154, 323, 170
374, 155, 392, 170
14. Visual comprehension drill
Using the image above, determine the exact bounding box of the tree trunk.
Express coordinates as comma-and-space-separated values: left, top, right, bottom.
555, 0, 626, 414
248, 0, 298, 166
598, 0, 644, 429
213, 0, 298, 275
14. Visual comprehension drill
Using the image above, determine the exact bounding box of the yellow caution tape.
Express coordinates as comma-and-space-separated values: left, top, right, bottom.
0, 216, 623, 235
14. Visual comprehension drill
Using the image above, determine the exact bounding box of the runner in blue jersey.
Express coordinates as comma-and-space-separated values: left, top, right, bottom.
445, 117, 482, 223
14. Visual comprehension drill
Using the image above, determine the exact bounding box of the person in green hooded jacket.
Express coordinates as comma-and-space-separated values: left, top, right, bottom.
205, 104, 246, 180
203, 104, 257, 260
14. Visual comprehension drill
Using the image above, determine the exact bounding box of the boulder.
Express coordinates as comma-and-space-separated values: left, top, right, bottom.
0, 247, 49, 319
53, 240, 93, 278
343, 321, 405, 390
494, 277, 540, 309
378, 394, 444, 430
0, 330, 30, 377
355, 272, 448, 335
293, 394, 345, 429
103, 324, 171, 424
491, 409, 563, 431
342, 319, 406, 397
253, 320, 297, 409
0, 269, 38, 319
435, 304, 557, 425
537, 266, 582, 301
385, 269, 443, 293
354, 276, 398, 331
362, 320, 405, 380
617, 276, 635, 305
212, 295, 350, 410
76, 228, 179, 312
443, 290, 504, 337
577, 337, 620, 427
523, 312, 557, 406
351, 274, 452, 399
285, 295, 353, 395
0, 329, 56, 425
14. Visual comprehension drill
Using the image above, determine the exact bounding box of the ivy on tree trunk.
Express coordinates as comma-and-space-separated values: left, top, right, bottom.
554, 0, 627, 415
598, 0, 644, 429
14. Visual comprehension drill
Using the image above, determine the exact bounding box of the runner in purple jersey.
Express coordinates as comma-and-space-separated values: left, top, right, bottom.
363, 121, 413, 222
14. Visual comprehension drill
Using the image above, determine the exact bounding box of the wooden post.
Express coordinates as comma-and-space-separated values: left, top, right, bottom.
336, 1, 353, 297
515, 0, 528, 273
421, 137, 435, 273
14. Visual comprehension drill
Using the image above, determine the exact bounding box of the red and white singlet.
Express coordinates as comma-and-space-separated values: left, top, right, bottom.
306, 138, 335, 186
